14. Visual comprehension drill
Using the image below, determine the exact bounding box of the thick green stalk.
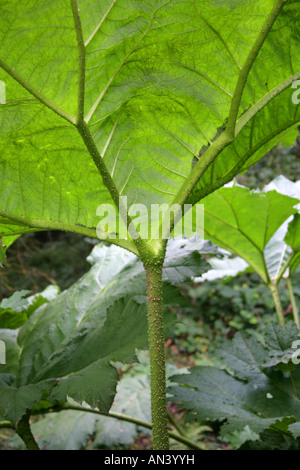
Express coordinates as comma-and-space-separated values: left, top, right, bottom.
16, 413, 39, 450
269, 282, 285, 326
287, 277, 300, 329
71, 0, 168, 450
144, 261, 169, 450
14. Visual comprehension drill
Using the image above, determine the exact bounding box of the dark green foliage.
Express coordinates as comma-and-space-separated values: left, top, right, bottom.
0, 288, 58, 329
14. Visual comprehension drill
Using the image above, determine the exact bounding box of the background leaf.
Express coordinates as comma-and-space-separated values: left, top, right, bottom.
201, 185, 299, 283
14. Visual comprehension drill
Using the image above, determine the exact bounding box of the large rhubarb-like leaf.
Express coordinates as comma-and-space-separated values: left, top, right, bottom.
0, 239, 210, 424
200, 185, 299, 283
169, 322, 300, 442
197, 177, 300, 285
0, 1, 299, 248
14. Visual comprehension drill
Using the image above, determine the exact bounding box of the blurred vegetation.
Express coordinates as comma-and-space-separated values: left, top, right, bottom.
0, 232, 94, 300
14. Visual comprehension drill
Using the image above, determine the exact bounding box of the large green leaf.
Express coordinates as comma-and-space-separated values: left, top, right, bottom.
0, 1, 299, 248
21, 240, 210, 388
10, 354, 187, 450
0, 239, 209, 424
169, 322, 300, 442
197, 177, 300, 284
201, 185, 299, 283
285, 214, 300, 274
0, 329, 19, 378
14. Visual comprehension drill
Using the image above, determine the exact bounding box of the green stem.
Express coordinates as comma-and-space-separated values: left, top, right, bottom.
76, 120, 153, 260
188, 118, 299, 206
144, 262, 169, 450
0, 209, 138, 255
0, 420, 15, 430
167, 410, 185, 437
269, 282, 285, 326
69, 0, 154, 261
16, 412, 39, 450
167, 133, 232, 237
226, 0, 286, 138
287, 277, 300, 329
235, 71, 300, 135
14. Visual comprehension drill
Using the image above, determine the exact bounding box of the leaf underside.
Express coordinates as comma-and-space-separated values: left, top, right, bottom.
0, 239, 209, 424
200, 185, 299, 283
